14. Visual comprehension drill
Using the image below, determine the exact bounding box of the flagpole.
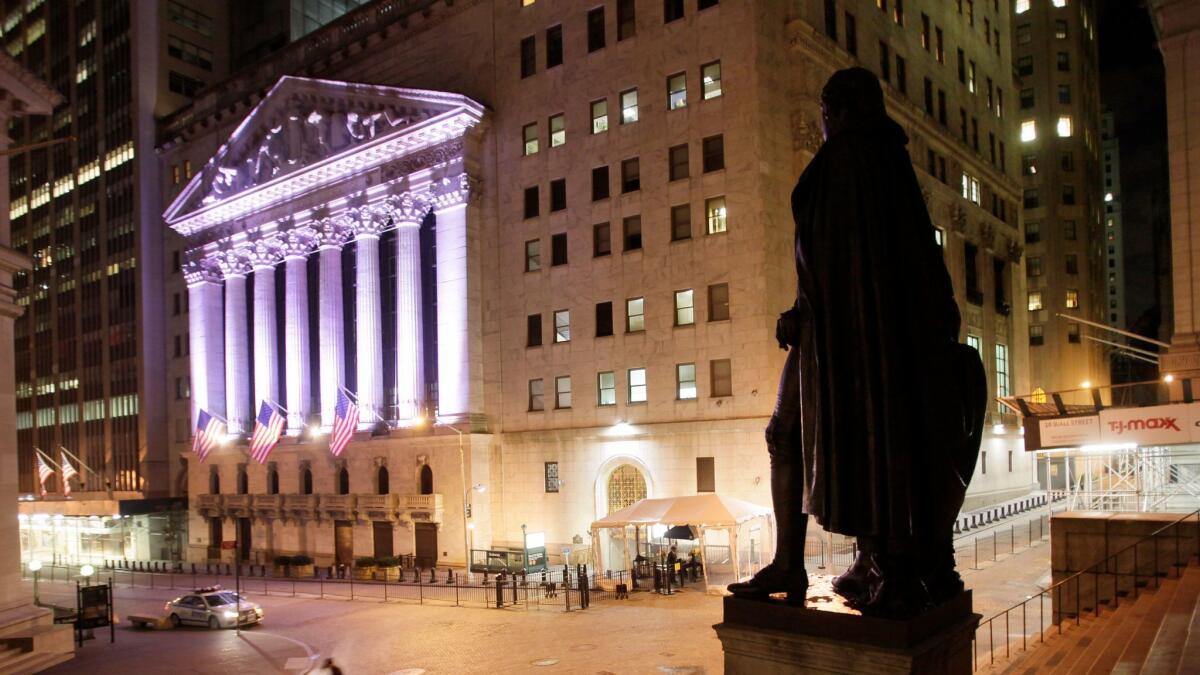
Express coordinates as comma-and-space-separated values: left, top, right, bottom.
58, 447, 101, 479
34, 448, 62, 471
339, 386, 390, 428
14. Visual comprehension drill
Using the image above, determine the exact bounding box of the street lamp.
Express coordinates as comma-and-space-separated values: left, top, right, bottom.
80, 564, 94, 583
434, 418, 472, 579
28, 560, 42, 605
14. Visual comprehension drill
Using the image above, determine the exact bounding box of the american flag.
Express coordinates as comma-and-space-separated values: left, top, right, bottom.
249, 401, 286, 464
60, 451, 78, 496
330, 388, 359, 457
192, 410, 225, 463
35, 454, 54, 497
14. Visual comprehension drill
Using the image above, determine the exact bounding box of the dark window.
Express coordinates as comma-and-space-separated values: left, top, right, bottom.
1029, 324, 1044, 346
210, 469, 220, 494
1058, 84, 1071, 104
957, 48, 965, 83
621, 158, 640, 192
168, 71, 204, 96
301, 467, 312, 494
520, 36, 536, 78
708, 283, 730, 321
587, 7, 606, 52
698, 0, 718, 8
550, 179, 567, 211
924, 78, 934, 114
524, 186, 539, 218
896, 54, 906, 93
592, 166, 610, 201
338, 467, 350, 495
1017, 56, 1032, 77
671, 205, 691, 241
617, 0, 636, 40
994, 258, 1009, 314
1064, 220, 1077, 240
593, 223, 611, 257
1062, 185, 1075, 205
1065, 254, 1078, 275
1024, 189, 1039, 209
938, 90, 947, 125
1057, 52, 1069, 72
551, 232, 568, 266
935, 27, 944, 62
702, 135, 724, 172
879, 41, 891, 82
420, 465, 433, 494
546, 25, 563, 68
623, 216, 642, 251
527, 314, 543, 347
824, 0, 838, 39
669, 144, 689, 181
921, 13, 930, 49
1020, 88, 1034, 108
696, 457, 715, 492
964, 243, 981, 304
377, 466, 389, 495
238, 470, 248, 494
844, 12, 857, 55
1026, 223, 1041, 244
665, 0, 684, 23
710, 359, 732, 397
1068, 323, 1081, 343
268, 469, 279, 495
595, 302, 614, 337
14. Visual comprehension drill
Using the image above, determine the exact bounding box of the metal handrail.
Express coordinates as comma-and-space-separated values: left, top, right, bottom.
972, 509, 1200, 671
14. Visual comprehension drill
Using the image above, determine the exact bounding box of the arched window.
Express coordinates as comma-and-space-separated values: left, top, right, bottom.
237, 469, 248, 495
301, 467, 313, 495
419, 465, 433, 495
209, 469, 220, 495
267, 468, 279, 495
338, 467, 350, 495
377, 466, 389, 495
607, 464, 647, 514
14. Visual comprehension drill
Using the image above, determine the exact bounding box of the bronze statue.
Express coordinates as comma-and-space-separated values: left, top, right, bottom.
729, 68, 987, 618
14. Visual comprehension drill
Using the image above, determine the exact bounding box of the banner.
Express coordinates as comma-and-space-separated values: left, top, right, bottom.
1099, 403, 1200, 446
1038, 415, 1101, 449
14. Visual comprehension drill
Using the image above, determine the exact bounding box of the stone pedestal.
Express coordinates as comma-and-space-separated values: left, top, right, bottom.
714, 584, 978, 674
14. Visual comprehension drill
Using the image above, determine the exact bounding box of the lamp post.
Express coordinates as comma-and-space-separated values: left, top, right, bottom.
28, 560, 42, 605
434, 419, 471, 579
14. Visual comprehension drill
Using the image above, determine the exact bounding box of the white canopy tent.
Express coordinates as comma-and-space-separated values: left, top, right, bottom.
590, 494, 773, 593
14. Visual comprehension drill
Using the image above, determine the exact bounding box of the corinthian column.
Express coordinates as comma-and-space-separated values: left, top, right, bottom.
220, 252, 253, 434
354, 209, 387, 428
249, 241, 283, 412
315, 217, 352, 427
429, 175, 475, 419
283, 229, 315, 432
185, 259, 226, 427
388, 194, 429, 423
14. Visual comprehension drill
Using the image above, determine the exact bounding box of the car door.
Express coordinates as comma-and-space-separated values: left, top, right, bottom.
185, 596, 206, 623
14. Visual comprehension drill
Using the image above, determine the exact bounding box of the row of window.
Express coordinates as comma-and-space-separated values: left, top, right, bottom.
522, 198, 727, 270
527, 284, 730, 347
1025, 254, 1079, 278
528, 359, 733, 411
1027, 289, 1080, 312
1029, 323, 1081, 347
1022, 185, 1079, 209
1020, 116, 1074, 144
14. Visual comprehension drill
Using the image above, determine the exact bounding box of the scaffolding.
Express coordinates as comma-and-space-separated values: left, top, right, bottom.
1044, 445, 1200, 512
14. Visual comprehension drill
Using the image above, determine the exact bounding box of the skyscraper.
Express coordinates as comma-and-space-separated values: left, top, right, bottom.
1013, 0, 1107, 395
1101, 111, 1124, 331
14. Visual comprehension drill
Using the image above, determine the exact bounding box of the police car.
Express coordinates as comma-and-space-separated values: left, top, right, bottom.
164, 586, 263, 629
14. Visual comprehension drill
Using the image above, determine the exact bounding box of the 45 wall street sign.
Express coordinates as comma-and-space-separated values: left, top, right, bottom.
1029, 403, 1200, 450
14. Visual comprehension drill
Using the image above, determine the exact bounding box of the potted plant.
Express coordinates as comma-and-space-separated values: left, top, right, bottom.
272, 555, 292, 577
290, 554, 314, 578
353, 556, 377, 580
376, 556, 400, 581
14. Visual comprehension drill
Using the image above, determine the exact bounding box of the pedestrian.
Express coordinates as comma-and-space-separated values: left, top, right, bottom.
666, 545, 678, 585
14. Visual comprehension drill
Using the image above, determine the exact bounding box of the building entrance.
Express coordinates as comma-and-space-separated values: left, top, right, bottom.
415, 522, 437, 568
237, 518, 252, 562
334, 520, 354, 565
373, 521, 393, 559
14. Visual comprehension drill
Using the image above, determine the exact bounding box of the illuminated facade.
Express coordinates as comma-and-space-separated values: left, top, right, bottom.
162, 0, 1037, 569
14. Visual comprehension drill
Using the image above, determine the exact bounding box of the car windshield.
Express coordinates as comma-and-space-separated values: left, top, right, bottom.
204, 592, 241, 607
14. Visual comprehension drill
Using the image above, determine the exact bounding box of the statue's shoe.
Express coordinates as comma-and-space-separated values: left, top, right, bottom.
727, 563, 808, 606
831, 553, 873, 604
854, 574, 934, 620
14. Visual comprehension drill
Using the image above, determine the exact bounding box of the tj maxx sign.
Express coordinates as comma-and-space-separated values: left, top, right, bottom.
1031, 403, 1200, 450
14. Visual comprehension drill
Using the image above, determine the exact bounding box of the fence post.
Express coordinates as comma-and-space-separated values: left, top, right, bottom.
418, 571, 423, 605
974, 537, 978, 570
455, 575, 459, 607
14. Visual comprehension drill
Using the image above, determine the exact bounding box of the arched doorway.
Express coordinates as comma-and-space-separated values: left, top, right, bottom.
607, 464, 648, 514
419, 465, 433, 495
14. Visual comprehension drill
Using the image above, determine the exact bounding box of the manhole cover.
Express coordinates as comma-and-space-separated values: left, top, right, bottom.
570, 644, 596, 652
532, 658, 560, 667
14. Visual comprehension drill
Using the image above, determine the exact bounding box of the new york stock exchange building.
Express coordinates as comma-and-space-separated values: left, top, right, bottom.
159, 1, 1036, 572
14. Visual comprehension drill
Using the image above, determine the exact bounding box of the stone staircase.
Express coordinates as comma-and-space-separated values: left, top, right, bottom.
0, 622, 73, 675
988, 557, 1200, 674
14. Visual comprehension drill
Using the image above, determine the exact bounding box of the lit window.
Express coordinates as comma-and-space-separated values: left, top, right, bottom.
702, 61, 722, 99
529, 379, 544, 411
1015, 0, 1030, 13
525, 239, 541, 272
1057, 115, 1073, 137
549, 114, 565, 147
934, 228, 945, 248
184, 160, 192, 178
591, 99, 608, 134
522, 0, 535, 5
668, 72, 687, 110
522, 123, 538, 156
621, 89, 639, 124
1028, 292, 1043, 311
967, 334, 982, 352
628, 367, 647, 403
960, 172, 980, 205
598, 372, 616, 406
705, 196, 727, 234
1021, 120, 1036, 143
1052, 0, 1066, 7
674, 289, 695, 326
554, 309, 570, 342
676, 363, 698, 400
626, 297, 645, 332
995, 344, 1009, 401
1065, 289, 1079, 309
1105, 192, 1114, 202
171, 165, 181, 185
555, 376, 572, 409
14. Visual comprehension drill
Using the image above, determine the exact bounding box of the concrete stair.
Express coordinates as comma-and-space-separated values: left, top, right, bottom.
989, 558, 1200, 674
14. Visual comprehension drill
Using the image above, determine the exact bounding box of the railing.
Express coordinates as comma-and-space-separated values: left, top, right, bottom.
223, 494, 252, 515
357, 494, 397, 518
971, 509, 1200, 671
401, 494, 442, 511
319, 494, 357, 514
194, 494, 222, 514
282, 494, 318, 510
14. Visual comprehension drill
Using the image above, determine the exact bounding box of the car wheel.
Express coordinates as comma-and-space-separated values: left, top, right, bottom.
169, 614, 181, 628
208, 616, 219, 630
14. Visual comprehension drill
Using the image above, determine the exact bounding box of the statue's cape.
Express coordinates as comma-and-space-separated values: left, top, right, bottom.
790, 116, 984, 540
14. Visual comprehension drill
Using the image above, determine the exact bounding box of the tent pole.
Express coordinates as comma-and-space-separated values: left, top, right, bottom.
730, 525, 741, 585
622, 526, 631, 575
699, 526, 711, 592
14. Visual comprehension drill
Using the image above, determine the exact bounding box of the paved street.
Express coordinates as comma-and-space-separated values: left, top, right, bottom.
28, 532, 1056, 675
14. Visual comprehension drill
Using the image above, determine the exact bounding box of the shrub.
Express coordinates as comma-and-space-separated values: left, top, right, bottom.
376, 556, 400, 568
273, 555, 293, 566
354, 556, 377, 568
291, 554, 313, 565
